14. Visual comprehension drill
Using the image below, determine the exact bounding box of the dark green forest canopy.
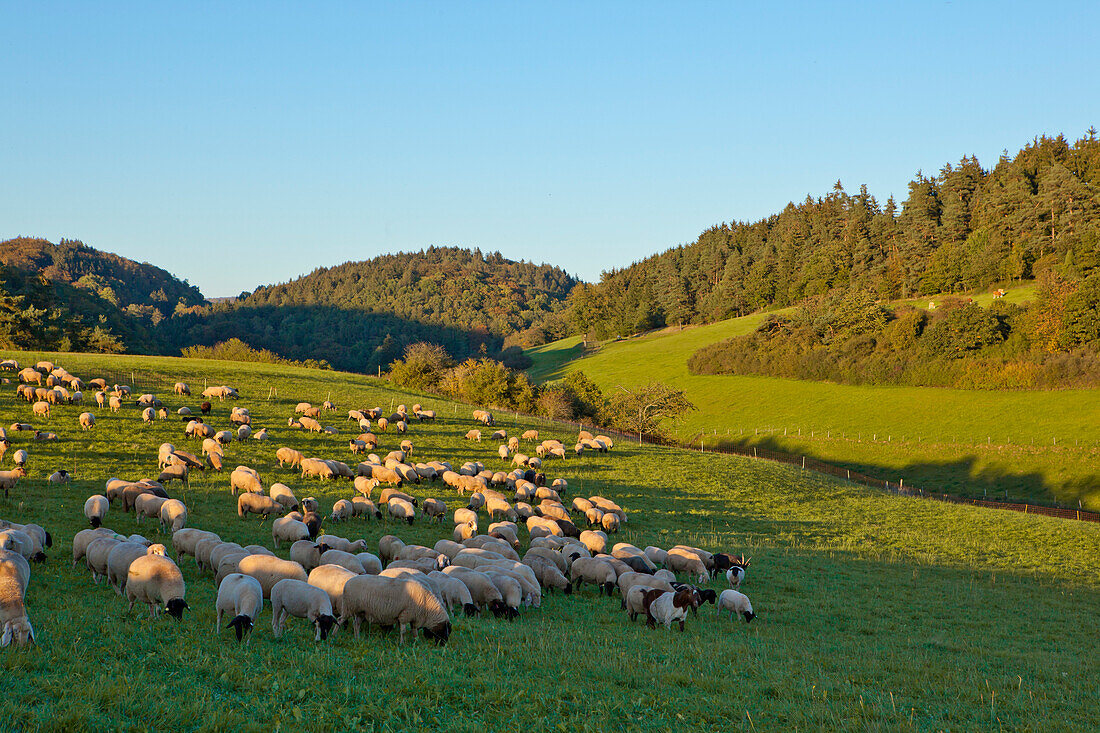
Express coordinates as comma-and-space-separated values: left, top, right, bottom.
161, 247, 579, 372
572, 130, 1100, 339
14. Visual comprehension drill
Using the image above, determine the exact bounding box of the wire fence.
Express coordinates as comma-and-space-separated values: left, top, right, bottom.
530, 417, 1100, 525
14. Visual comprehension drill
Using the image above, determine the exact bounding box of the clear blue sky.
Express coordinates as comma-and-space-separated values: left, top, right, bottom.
3, 2, 1098, 296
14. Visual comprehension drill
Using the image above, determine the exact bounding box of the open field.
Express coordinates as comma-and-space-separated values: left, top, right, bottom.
1, 352, 1099, 730
526, 287, 1100, 510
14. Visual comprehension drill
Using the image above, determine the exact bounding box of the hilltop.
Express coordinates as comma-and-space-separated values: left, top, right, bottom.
161, 247, 578, 372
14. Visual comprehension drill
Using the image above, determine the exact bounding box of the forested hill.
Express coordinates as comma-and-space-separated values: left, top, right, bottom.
0, 237, 206, 315
569, 130, 1100, 339
162, 247, 579, 372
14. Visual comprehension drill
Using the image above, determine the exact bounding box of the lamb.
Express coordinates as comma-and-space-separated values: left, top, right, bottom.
569, 557, 617, 596
125, 554, 189, 620
601, 513, 620, 533
717, 589, 755, 622
84, 495, 109, 527
174, 382, 191, 396
234, 493, 280, 520
237, 555, 308, 598
307, 564, 358, 617
645, 588, 696, 631
464, 429, 481, 442
339, 574, 451, 644
319, 535, 367, 554
270, 517, 310, 549
215, 573, 265, 643
276, 447, 304, 468
0, 550, 34, 646
302, 511, 323, 539
271, 578, 338, 641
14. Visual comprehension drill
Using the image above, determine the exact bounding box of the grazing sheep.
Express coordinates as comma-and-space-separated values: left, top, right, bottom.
125, 555, 188, 620
643, 588, 695, 631
134, 493, 168, 524
237, 555, 308, 598
106, 542, 166, 595
330, 499, 353, 524
338, 574, 451, 644
238, 493, 283, 520
307, 563, 358, 617
666, 548, 710, 584
156, 464, 190, 488
717, 589, 755, 622
522, 555, 572, 595
83, 495, 109, 527
569, 557, 617, 596
0, 550, 34, 646
230, 468, 263, 495
157, 500, 188, 533
440, 566, 507, 617
269, 483, 299, 512
387, 498, 416, 524
271, 578, 338, 641
644, 546, 668, 568
300, 458, 336, 480
214, 573, 264, 643
353, 476, 379, 499
276, 447, 304, 469
319, 549, 366, 575
345, 493, 379, 519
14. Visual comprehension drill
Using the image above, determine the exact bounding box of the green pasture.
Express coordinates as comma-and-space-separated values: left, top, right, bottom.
0, 352, 1098, 730
527, 283, 1099, 509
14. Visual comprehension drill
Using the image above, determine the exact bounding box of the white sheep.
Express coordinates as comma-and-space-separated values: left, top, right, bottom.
125, 554, 188, 620
84, 495, 109, 528
271, 578, 338, 641
717, 589, 755, 622
216, 573, 264, 642
339, 574, 451, 644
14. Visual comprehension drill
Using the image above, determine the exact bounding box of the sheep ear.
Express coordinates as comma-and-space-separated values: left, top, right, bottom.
26, 621, 35, 644
1, 623, 11, 647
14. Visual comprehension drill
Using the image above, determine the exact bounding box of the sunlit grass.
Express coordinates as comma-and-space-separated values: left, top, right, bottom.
1, 351, 1098, 730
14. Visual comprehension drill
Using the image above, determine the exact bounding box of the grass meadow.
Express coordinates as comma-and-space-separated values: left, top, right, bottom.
526, 283, 1100, 510
1, 351, 1099, 731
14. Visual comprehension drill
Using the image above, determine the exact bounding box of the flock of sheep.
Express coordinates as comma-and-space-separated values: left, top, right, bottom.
0, 358, 756, 649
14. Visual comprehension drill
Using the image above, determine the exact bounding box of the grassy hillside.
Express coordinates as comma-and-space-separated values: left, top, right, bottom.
2, 352, 1099, 729
526, 284, 1100, 509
